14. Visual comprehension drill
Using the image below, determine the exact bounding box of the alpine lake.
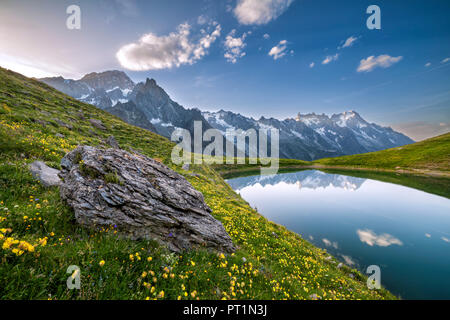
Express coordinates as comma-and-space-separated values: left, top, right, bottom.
226, 169, 450, 299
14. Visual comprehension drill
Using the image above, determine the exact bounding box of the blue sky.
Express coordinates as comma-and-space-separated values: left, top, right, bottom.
0, 0, 449, 140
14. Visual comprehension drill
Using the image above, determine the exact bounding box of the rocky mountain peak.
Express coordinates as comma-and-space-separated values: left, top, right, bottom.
331, 110, 367, 128
296, 112, 332, 127
145, 78, 158, 87
80, 70, 135, 91
131, 77, 170, 106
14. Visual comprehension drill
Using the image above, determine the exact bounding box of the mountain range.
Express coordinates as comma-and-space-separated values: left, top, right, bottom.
39, 70, 414, 161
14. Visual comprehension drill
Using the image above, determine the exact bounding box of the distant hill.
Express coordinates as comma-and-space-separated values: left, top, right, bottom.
315, 132, 450, 175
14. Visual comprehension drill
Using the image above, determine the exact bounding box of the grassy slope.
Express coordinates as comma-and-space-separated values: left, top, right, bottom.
0, 67, 394, 300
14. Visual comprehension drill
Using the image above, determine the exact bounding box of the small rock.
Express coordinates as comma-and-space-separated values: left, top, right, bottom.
189, 173, 201, 178
349, 273, 355, 279
29, 161, 61, 187
54, 119, 73, 130
77, 111, 86, 120
106, 135, 120, 149
182, 163, 190, 171
89, 119, 106, 130
242, 257, 247, 263
337, 263, 343, 269
309, 294, 320, 300
55, 133, 65, 138
34, 119, 48, 127
271, 231, 279, 238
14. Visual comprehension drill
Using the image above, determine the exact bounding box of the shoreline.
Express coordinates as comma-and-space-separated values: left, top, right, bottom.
216, 164, 450, 179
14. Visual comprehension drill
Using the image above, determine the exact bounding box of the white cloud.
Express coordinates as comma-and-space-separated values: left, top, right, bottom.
442, 236, 450, 243
234, 0, 294, 25
338, 36, 358, 49
268, 40, 289, 60
322, 238, 338, 249
197, 15, 207, 25
263, 33, 270, 39
357, 229, 403, 247
341, 255, 355, 266
425, 233, 431, 238
224, 30, 249, 64
425, 62, 431, 67
357, 54, 403, 72
442, 57, 450, 64
116, 22, 221, 71
322, 53, 339, 65
309, 62, 315, 68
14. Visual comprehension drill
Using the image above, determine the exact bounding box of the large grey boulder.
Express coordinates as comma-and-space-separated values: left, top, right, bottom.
58, 146, 235, 253
29, 161, 61, 187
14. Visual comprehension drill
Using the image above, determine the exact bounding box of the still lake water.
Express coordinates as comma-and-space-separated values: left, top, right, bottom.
226, 170, 450, 299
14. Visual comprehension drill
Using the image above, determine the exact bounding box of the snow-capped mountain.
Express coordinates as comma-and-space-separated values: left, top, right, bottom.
79, 71, 135, 92
39, 70, 414, 161
40, 72, 212, 140
40, 70, 134, 110
126, 78, 213, 139
328, 111, 413, 151
202, 110, 413, 160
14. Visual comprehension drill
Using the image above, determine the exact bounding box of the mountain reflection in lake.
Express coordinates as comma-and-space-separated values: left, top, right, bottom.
226, 170, 450, 299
